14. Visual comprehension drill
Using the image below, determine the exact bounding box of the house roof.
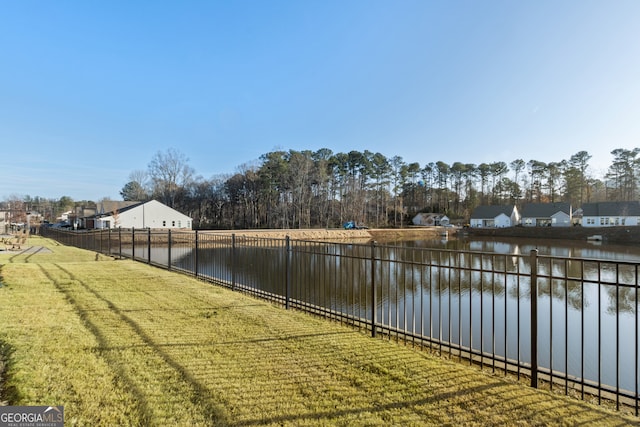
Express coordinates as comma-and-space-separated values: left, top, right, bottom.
582, 201, 640, 217
97, 200, 140, 215
521, 202, 571, 218
470, 205, 516, 219
413, 213, 443, 219
112, 201, 145, 215
87, 201, 144, 218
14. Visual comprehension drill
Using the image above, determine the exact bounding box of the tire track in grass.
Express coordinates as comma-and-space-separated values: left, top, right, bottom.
41, 263, 229, 426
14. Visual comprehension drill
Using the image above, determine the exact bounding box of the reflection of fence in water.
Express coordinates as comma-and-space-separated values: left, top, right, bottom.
42, 227, 640, 414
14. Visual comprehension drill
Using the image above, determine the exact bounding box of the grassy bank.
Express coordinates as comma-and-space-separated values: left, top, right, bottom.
0, 237, 637, 425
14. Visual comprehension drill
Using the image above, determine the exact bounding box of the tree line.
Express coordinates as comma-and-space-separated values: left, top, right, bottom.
116, 147, 639, 229
5, 147, 639, 229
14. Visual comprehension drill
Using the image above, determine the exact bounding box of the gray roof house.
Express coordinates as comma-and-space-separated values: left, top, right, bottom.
581, 201, 640, 227
521, 202, 572, 227
469, 205, 520, 228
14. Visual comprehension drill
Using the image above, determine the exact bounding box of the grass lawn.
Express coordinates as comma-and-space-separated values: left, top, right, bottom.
0, 236, 638, 426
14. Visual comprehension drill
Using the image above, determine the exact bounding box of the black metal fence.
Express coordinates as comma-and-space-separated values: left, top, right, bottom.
42, 227, 640, 415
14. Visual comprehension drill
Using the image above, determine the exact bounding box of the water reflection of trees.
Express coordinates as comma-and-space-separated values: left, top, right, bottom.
325, 243, 639, 315
175, 238, 639, 394
186, 240, 640, 316
606, 286, 638, 315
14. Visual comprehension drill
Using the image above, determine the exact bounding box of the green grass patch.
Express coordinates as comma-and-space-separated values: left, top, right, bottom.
0, 236, 637, 425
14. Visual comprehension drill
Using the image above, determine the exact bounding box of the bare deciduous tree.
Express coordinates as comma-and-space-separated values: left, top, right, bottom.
147, 148, 194, 208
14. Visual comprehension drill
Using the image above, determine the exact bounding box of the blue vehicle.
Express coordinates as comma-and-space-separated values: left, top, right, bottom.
343, 221, 368, 230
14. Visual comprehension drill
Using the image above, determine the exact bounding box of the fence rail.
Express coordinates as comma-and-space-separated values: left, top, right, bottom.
42, 227, 640, 415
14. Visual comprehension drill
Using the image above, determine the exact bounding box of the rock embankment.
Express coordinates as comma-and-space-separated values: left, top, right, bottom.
203, 229, 371, 240
204, 226, 640, 244
203, 227, 445, 241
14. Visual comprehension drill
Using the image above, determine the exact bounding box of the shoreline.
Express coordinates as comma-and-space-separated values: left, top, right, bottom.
463, 225, 640, 245
203, 225, 640, 245
202, 227, 446, 241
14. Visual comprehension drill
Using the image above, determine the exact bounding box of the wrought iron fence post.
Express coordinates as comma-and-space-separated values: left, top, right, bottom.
371, 240, 377, 338
530, 249, 539, 388
167, 229, 172, 270
118, 228, 122, 259
285, 236, 291, 310
231, 234, 236, 291
132, 228, 135, 260
195, 230, 199, 278
147, 228, 151, 264
108, 227, 111, 255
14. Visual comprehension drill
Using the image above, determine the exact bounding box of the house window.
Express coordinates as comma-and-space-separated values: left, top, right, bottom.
172, 221, 175, 227
162, 221, 166, 227
178, 221, 181, 228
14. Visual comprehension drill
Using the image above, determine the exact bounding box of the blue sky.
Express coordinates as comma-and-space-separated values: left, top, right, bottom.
1, 0, 639, 201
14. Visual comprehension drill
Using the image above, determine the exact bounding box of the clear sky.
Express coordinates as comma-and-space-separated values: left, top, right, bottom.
1, 0, 639, 201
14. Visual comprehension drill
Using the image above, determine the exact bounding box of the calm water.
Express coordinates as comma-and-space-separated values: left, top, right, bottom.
405, 235, 640, 262
141, 236, 640, 394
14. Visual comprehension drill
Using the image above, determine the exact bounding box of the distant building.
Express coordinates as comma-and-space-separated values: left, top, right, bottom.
521, 202, 572, 227
581, 201, 640, 227
83, 201, 139, 229
412, 213, 449, 226
0, 211, 8, 233
90, 200, 192, 230
469, 205, 520, 228
57, 210, 73, 222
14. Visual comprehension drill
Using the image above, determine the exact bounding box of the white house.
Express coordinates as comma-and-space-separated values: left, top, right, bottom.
94, 200, 192, 230
521, 202, 572, 227
581, 201, 640, 227
412, 213, 448, 226
469, 205, 520, 228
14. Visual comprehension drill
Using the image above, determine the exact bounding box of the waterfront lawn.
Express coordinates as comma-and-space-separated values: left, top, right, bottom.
0, 236, 637, 425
